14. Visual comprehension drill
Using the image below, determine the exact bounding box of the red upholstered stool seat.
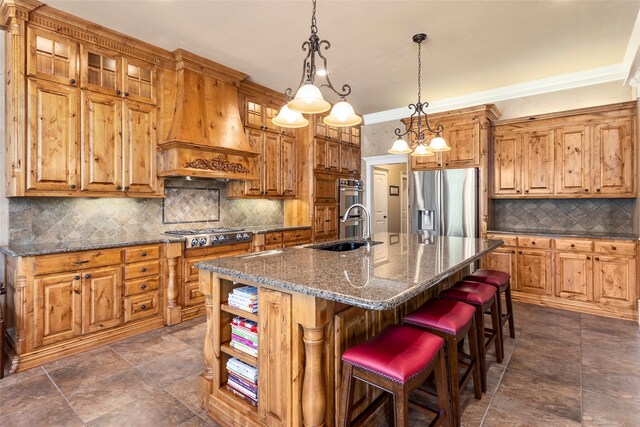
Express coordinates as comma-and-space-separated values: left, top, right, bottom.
464, 269, 510, 290
440, 281, 496, 306
342, 324, 444, 383
404, 298, 476, 336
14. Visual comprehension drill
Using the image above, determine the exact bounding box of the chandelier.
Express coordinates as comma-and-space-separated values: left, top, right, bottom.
272, 0, 362, 129
388, 34, 450, 156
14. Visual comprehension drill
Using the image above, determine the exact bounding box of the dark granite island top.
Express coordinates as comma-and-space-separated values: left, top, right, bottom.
195, 233, 503, 310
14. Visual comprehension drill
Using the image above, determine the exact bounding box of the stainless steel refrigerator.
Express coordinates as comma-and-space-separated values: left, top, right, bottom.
411, 168, 478, 238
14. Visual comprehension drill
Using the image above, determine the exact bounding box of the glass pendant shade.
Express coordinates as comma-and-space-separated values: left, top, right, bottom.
323, 100, 362, 127
410, 144, 435, 157
388, 138, 412, 154
272, 104, 309, 128
428, 135, 451, 152
287, 83, 331, 114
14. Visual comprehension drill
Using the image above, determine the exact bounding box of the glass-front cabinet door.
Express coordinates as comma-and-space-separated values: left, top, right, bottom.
80, 45, 121, 96
27, 27, 78, 86
122, 57, 156, 104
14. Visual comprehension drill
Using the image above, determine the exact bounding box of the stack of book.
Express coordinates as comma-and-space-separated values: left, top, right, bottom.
230, 316, 258, 357
228, 286, 258, 314
226, 357, 258, 406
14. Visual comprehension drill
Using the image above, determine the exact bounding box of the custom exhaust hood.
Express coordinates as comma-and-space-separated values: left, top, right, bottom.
158, 49, 259, 181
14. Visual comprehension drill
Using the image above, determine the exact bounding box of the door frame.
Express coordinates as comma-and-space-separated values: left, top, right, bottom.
400, 171, 408, 233
372, 167, 389, 234
362, 154, 409, 229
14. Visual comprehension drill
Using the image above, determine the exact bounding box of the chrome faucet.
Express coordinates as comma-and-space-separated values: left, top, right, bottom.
342, 203, 372, 247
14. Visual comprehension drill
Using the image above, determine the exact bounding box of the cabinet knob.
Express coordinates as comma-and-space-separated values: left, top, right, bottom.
124, 92, 129, 97
518, 251, 523, 254
516, 190, 521, 193
595, 257, 600, 261
141, 283, 147, 289
85, 274, 91, 279
116, 185, 122, 190
511, 250, 515, 254
116, 90, 121, 95
445, 163, 449, 166
70, 79, 76, 84
525, 190, 529, 193
124, 186, 130, 191
612, 246, 617, 250
70, 184, 76, 189
141, 267, 147, 272
74, 275, 80, 280
141, 252, 147, 257
596, 188, 601, 192
586, 256, 591, 260
140, 304, 147, 310
584, 189, 589, 192
531, 241, 536, 245
74, 289, 81, 294
437, 163, 442, 167
571, 244, 575, 248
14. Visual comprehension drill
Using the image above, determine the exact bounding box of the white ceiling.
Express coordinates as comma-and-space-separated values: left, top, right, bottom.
47, 0, 640, 115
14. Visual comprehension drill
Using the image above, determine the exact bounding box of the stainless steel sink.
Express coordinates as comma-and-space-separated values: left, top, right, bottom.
308, 240, 381, 252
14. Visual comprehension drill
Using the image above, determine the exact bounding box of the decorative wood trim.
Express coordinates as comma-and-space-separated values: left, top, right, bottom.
173, 48, 247, 84
493, 101, 637, 126
184, 157, 251, 174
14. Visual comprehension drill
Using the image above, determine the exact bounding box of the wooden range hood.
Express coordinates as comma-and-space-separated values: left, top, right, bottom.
158, 49, 259, 180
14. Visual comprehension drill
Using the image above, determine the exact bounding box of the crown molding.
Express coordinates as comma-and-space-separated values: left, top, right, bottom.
623, 8, 640, 86
363, 64, 627, 125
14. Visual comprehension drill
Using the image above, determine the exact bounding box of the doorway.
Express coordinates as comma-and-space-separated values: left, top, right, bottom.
365, 155, 408, 236
373, 168, 388, 233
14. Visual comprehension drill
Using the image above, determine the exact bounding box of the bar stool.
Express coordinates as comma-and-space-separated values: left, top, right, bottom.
440, 281, 503, 392
464, 269, 516, 345
339, 324, 451, 427
403, 298, 482, 427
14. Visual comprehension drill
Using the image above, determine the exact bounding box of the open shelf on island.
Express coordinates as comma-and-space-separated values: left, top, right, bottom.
221, 303, 258, 322
219, 383, 258, 412
221, 340, 258, 366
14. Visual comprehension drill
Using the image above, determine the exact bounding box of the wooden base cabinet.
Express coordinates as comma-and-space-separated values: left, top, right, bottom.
2, 242, 182, 372
483, 233, 638, 320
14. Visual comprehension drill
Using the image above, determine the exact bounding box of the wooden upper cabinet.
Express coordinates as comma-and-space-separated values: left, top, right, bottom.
492, 132, 522, 196
281, 135, 296, 197
34, 272, 83, 347
262, 132, 281, 196
80, 45, 121, 96
314, 138, 328, 171
442, 122, 480, 167
122, 57, 156, 104
555, 125, 591, 195
593, 255, 637, 311
123, 101, 157, 193
81, 91, 122, 192
262, 103, 280, 133
554, 252, 593, 302
315, 176, 338, 203
82, 266, 123, 334
327, 140, 340, 172
350, 127, 361, 146
242, 96, 280, 133
27, 27, 78, 86
523, 130, 554, 195
243, 129, 264, 196
314, 114, 339, 141
340, 127, 351, 144
411, 151, 441, 171
592, 118, 634, 196
340, 144, 351, 174
26, 79, 79, 192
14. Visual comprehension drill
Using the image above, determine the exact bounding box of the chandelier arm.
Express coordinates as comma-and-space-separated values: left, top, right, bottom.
316, 40, 352, 98
416, 103, 444, 135
295, 41, 314, 89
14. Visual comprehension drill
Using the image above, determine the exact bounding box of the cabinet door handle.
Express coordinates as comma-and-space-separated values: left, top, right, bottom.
70, 79, 76, 84
596, 188, 601, 192
141, 252, 147, 257
141, 267, 147, 272
531, 241, 536, 245
140, 284, 147, 289
74, 275, 80, 280
140, 304, 147, 310
584, 189, 589, 192
525, 190, 529, 193
586, 256, 591, 260
70, 184, 76, 189
74, 289, 81, 294
124, 92, 129, 97
516, 190, 521, 193
612, 247, 616, 250
511, 250, 515, 254
116, 90, 121, 95
518, 251, 523, 254
571, 244, 575, 248
85, 274, 91, 279
116, 185, 122, 190
74, 260, 89, 265
595, 257, 600, 261
124, 186, 130, 191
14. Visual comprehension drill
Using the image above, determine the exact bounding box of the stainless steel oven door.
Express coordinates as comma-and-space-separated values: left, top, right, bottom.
340, 217, 363, 239
339, 188, 364, 216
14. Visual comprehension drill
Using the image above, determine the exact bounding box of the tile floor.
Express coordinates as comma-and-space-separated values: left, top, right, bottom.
1, 302, 639, 426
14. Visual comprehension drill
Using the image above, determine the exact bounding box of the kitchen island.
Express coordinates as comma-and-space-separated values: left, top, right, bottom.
195, 233, 502, 427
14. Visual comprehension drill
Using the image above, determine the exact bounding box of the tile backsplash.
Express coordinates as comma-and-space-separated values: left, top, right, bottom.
492, 199, 634, 234
9, 179, 283, 244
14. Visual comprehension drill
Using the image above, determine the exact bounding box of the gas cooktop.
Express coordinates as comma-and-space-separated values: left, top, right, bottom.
164, 227, 252, 248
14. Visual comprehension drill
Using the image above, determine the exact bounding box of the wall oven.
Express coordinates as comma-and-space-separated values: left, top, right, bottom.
339, 179, 364, 238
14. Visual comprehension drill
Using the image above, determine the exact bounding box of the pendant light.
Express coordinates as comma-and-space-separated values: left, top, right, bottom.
275, 0, 361, 128
272, 104, 310, 128
389, 33, 449, 155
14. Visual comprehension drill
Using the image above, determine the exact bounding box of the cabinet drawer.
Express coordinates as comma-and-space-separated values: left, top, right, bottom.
124, 276, 160, 297
485, 234, 517, 246
124, 291, 160, 323
124, 245, 160, 263
282, 228, 312, 243
265, 232, 283, 244
555, 239, 593, 252
124, 260, 160, 280
594, 241, 636, 256
34, 248, 121, 275
184, 281, 205, 307
518, 237, 551, 249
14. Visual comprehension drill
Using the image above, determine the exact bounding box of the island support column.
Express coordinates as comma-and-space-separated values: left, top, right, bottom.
292, 293, 335, 427
165, 242, 183, 326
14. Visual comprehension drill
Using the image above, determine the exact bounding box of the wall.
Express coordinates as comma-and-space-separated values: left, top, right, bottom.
8, 179, 284, 244
361, 80, 635, 158
492, 199, 634, 234
379, 164, 406, 233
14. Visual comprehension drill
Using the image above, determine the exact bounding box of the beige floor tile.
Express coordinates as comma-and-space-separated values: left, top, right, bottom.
165, 374, 206, 413
0, 365, 46, 389
582, 389, 640, 427
0, 393, 84, 427
109, 328, 195, 366
0, 373, 61, 418
483, 394, 581, 427
170, 320, 207, 349
136, 347, 204, 388
582, 365, 640, 405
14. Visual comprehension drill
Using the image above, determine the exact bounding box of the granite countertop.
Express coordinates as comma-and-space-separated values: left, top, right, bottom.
487, 229, 639, 241
196, 232, 503, 310
245, 225, 312, 234
0, 233, 186, 257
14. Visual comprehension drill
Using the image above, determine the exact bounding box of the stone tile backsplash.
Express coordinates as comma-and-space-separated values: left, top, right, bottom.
492, 199, 634, 234
9, 179, 284, 244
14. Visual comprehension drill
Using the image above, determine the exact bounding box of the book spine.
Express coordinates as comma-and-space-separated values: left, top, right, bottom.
228, 373, 258, 393
227, 380, 258, 401
227, 300, 258, 313
226, 360, 258, 381
228, 295, 258, 305
233, 286, 258, 296
231, 327, 258, 342
231, 333, 258, 348
231, 317, 258, 332
226, 385, 257, 406
230, 340, 258, 357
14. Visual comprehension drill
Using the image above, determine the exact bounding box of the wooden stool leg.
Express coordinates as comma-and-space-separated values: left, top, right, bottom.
433, 347, 452, 427
446, 336, 461, 426
475, 309, 487, 393
339, 363, 356, 427
394, 384, 409, 427
468, 316, 482, 400
491, 296, 504, 363
496, 289, 505, 354
505, 283, 516, 339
